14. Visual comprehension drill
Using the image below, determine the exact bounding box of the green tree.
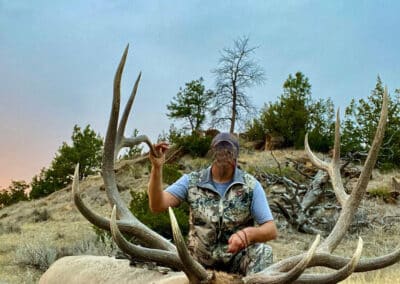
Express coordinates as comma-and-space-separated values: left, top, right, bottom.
8, 180, 29, 204
307, 97, 335, 152
342, 77, 400, 168
246, 72, 334, 151
30, 168, 57, 199
0, 180, 28, 207
279, 72, 312, 147
0, 190, 10, 208
212, 36, 266, 133
52, 125, 103, 181
30, 125, 103, 199
167, 78, 214, 132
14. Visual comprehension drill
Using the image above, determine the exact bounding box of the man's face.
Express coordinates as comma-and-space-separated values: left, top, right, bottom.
212, 142, 237, 170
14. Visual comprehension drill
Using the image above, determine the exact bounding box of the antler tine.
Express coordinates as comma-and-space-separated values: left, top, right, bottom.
256, 245, 400, 276
102, 44, 154, 220
328, 108, 349, 206
113, 71, 158, 160
250, 238, 362, 284
305, 108, 349, 206
72, 163, 110, 229
119, 135, 157, 157
353, 247, 400, 272
114, 71, 141, 161
350, 86, 389, 202
319, 87, 388, 253
109, 205, 183, 270
244, 235, 320, 284
102, 44, 130, 217
304, 134, 330, 171
293, 237, 363, 284
169, 207, 211, 283
104, 45, 179, 251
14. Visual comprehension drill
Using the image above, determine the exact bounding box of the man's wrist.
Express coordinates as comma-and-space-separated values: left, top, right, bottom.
151, 163, 163, 171
241, 228, 253, 246
235, 232, 246, 249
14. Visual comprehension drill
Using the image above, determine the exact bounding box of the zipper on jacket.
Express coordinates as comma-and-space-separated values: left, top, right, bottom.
216, 182, 243, 242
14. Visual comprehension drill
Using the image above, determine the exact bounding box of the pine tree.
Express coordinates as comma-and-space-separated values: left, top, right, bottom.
342, 76, 400, 168
167, 78, 213, 133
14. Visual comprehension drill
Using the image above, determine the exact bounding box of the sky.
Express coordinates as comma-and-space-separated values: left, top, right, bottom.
0, 1, 399, 188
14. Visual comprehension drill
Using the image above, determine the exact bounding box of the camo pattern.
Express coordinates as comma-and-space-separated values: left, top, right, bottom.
185, 167, 272, 274
231, 243, 273, 275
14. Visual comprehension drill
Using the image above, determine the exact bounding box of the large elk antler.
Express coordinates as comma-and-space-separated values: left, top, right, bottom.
73, 46, 400, 284
72, 45, 211, 283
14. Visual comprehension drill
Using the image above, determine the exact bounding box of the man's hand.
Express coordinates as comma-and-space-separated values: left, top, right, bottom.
227, 231, 246, 254
149, 142, 169, 168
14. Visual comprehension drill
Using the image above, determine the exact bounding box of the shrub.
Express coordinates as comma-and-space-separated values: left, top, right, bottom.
65, 237, 118, 257
245, 164, 307, 184
15, 240, 58, 271
32, 209, 51, 222
129, 163, 144, 179
367, 186, 392, 200
0, 223, 21, 235
15, 234, 119, 272
91, 225, 118, 255
129, 191, 189, 239
170, 132, 212, 157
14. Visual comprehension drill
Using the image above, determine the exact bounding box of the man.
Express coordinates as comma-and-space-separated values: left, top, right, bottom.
148, 132, 277, 275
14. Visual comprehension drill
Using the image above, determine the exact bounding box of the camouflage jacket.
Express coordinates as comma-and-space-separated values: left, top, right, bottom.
186, 166, 257, 267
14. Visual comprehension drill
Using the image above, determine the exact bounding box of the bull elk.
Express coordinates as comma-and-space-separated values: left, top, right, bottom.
40, 46, 400, 284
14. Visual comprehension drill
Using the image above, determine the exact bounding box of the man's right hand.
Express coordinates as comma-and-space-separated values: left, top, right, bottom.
149, 142, 169, 168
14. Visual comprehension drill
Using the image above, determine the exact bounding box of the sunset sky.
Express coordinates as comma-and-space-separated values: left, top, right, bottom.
1, 1, 399, 188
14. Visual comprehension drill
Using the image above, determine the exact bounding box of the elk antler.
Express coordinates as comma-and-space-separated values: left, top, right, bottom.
305, 109, 349, 206
73, 45, 211, 283
242, 87, 400, 283
73, 45, 174, 251
73, 46, 400, 284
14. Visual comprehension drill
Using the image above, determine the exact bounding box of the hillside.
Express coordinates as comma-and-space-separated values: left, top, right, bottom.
0, 150, 399, 283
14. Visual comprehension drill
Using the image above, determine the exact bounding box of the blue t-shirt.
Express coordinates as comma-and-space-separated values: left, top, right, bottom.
165, 173, 274, 225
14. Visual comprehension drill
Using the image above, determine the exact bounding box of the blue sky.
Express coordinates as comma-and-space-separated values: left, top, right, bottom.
0, 1, 399, 188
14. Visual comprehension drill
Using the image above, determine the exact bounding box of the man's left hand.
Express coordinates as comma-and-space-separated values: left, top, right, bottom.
227, 232, 246, 253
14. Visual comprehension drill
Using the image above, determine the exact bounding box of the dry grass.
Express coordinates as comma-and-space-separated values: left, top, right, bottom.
0, 168, 139, 283
0, 151, 399, 283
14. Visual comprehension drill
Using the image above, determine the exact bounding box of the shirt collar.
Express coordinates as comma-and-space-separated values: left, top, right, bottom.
199, 166, 245, 186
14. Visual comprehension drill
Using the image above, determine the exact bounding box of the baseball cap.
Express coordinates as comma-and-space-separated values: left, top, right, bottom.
211, 132, 239, 156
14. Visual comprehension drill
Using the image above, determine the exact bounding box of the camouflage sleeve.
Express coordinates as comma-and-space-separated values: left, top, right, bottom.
251, 180, 274, 224
165, 174, 190, 201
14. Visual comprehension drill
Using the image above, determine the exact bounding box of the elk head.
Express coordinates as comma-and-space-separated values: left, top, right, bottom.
72, 45, 400, 283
